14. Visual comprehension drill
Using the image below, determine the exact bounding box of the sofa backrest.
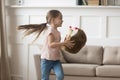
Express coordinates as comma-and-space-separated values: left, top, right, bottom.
103, 46, 120, 65
62, 45, 103, 64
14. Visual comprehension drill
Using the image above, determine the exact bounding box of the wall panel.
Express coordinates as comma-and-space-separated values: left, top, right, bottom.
81, 16, 102, 38
107, 16, 120, 39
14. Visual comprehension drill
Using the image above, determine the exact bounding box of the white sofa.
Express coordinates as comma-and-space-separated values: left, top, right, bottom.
34, 45, 120, 80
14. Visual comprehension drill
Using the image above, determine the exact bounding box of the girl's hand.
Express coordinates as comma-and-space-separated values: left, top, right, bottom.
63, 39, 75, 49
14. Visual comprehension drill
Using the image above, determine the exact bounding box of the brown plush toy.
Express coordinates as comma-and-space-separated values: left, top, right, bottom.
62, 26, 87, 54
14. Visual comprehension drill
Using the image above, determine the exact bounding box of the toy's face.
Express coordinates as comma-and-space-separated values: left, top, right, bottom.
62, 26, 87, 54
66, 26, 79, 39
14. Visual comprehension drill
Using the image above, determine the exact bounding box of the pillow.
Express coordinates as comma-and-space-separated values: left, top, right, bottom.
62, 45, 103, 64
59, 50, 67, 63
103, 47, 120, 65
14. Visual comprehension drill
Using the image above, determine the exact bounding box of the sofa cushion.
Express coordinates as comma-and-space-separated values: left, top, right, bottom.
103, 47, 120, 65
62, 45, 103, 64
61, 64, 99, 76
96, 65, 120, 78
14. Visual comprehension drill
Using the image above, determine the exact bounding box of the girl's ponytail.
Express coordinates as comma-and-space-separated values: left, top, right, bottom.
17, 23, 47, 42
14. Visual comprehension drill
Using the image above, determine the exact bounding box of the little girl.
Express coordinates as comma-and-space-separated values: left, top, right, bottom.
17, 10, 74, 80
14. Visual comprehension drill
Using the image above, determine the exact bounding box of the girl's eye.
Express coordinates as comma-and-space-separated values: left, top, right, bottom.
60, 18, 62, 20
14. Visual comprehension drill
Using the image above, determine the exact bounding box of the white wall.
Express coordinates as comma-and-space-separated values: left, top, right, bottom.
5, 0, 76, 6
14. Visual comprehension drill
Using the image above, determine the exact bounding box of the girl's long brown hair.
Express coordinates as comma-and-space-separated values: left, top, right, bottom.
17, 10, 62, 42
17, 23, 47, 41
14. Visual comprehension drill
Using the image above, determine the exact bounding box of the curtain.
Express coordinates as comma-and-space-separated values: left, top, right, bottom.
0, 0, 11, 80
0, 12, 1, 79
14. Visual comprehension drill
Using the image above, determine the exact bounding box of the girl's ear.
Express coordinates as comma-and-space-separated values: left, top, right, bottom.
51, 18, 55, 23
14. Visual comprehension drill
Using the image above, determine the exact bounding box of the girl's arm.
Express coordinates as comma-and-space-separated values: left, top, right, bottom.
48, 33, 74, 49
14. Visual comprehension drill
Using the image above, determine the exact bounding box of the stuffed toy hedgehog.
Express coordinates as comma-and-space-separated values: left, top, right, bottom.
62, 26, 87, 54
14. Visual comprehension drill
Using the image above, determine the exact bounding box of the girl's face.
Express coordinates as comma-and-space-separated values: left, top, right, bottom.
53, 15, 63, 27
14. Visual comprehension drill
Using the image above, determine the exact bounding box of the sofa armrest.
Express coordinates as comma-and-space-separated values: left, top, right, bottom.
34, 54, 41, 80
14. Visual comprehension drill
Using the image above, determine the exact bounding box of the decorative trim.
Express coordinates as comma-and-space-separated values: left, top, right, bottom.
6, 5, 120, 9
